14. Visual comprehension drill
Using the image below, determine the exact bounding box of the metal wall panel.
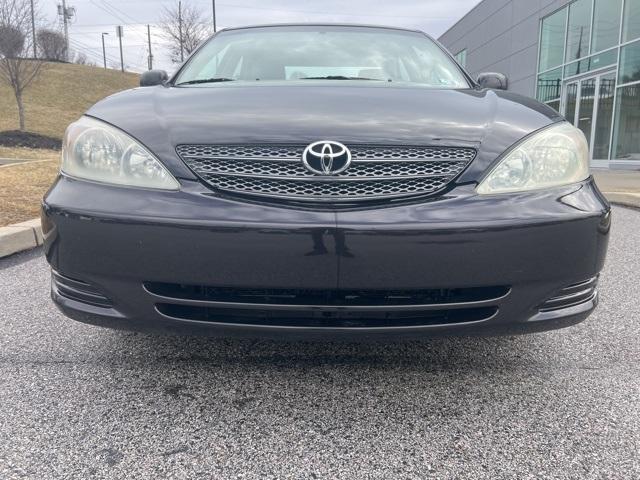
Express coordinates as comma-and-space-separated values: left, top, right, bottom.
439, 0, 572, 97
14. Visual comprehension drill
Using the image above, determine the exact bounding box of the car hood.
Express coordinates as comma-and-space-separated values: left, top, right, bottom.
86, 83, 563, 182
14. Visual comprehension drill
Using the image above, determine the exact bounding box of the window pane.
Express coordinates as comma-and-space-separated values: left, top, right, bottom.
623, 0, 640, 43
564, 82, 578, 124
564, 49, 617, 77
593, 73, 616, 159
566, 0, 592, 62
613, 84, 640, 159
619, 40, 640, 84
537, 68, 562, 102
546, 99, 560, 112
578, 78, 596, 145
591, 0, 622, 53
455, 49, 467, 68
539, 9, 566, 71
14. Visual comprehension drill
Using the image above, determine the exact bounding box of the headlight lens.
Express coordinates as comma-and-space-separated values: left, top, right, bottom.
61, 116, 180, 190
476, 122, 589, 194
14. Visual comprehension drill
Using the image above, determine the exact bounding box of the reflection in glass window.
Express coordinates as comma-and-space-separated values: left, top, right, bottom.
537, 68, 562, 102
613, 85, 640, 159
591, 0, 622, 53
455, 49, 467, 68
539, 9, 566, 71
546, 99, 560, 112
623, 0, 640, 43
566, 0, 592, 62
619, 40, 640, 84
564, 49, 617, 77
578, 78, 596, 145
176, 27, 470, 88
593, 73, 616, 159
564, 82, 578, 124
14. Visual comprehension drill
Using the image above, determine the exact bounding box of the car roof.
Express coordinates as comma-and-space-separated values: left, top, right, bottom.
218, 23, 427, 36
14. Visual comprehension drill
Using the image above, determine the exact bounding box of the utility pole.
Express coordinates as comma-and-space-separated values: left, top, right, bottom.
178, 0, 184, 62
101, 32, 109, 69
61, 0, 69, 61
147, 24, 153, 70
116, 25, 124, 72
212, 0, 216, 32
57, 0, 74, 62
30, 0, 36, 57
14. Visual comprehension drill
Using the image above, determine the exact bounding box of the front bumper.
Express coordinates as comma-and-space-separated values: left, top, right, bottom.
42, 175, 610, 339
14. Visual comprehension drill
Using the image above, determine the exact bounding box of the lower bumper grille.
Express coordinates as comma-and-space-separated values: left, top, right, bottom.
155, 304, 498, 327
539, 277, 598, 312
52, 270, 113, 308
145, 282, 509, 328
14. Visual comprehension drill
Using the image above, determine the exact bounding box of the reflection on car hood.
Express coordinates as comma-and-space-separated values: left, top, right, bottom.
86, 83, 563, 181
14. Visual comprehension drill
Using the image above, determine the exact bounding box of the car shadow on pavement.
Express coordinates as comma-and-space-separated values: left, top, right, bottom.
101, 328, 550, 372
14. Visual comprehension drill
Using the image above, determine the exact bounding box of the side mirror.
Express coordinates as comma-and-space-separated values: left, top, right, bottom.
140, 70, 169, 87
477, 72, 508, 90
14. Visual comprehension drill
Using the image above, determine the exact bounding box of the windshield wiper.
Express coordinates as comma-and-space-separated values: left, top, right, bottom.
301, 75, 383, 81
176, 77, 236, 85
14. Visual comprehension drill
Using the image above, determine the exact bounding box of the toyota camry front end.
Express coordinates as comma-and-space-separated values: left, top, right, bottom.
42, 24, 610, 339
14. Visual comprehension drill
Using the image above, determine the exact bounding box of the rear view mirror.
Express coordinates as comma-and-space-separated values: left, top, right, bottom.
140, 70, 169, 87
477, 72, 508, 90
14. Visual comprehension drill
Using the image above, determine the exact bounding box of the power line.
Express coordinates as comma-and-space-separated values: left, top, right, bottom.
73, 0, 458, 20
99, 0, 142, 24
68, 38, 119, 64
69, 36, 148, 70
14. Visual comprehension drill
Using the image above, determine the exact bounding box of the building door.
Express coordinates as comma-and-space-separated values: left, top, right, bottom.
562, 71, 616, 168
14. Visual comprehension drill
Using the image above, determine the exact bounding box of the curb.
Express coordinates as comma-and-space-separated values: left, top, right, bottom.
604, 192, 640, 210
0, 158, 57, 168
0, 219, 43, 259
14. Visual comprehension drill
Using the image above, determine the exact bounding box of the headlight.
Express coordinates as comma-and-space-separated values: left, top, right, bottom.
476, 122, 589, 194
61, 116, 180, 190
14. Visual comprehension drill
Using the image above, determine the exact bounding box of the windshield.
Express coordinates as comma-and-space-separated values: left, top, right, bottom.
175, 26, 470, 88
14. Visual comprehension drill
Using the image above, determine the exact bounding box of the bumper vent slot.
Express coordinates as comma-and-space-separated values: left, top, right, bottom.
177, 144, 476, 204
155, 304, 498, 327
52, 271, 113, 308
144, 283, 509, 306
539, 277, 598, 312
145, 283, 509, 328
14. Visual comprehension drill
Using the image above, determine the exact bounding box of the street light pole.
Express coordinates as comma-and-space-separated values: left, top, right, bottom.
147, 24, 153, 70
116, 25, 124, 72
212, 0, 216, 32
101, 32, 109, 69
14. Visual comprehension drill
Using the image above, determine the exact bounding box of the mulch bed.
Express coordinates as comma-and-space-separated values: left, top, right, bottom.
0, 131, 61, 150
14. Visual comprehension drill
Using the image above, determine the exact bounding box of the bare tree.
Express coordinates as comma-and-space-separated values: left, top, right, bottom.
159, 0, 210, 64
74, 51, 87, 65
36, 28, 66, 61
0, 0, 44, 131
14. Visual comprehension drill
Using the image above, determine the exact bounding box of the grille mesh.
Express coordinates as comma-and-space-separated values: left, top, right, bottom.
177, 144, 475, 202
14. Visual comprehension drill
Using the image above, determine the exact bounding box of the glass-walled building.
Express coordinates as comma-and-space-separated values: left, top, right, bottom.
537, 0, 640, 167
439, 0, 640, 169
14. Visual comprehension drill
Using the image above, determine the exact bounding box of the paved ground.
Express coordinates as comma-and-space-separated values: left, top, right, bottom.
0, 207, 638, 480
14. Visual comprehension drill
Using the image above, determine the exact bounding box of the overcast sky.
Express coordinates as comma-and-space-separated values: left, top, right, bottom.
40, 0, 479, 73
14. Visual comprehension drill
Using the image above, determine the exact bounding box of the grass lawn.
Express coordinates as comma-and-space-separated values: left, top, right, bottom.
0, 146, 61, 160
0, 62, 139, 140
0, 157, 59, 226
0, 63, 137, 226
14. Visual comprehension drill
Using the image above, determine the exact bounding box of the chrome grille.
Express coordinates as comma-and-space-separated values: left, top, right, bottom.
177, 144, 476, 202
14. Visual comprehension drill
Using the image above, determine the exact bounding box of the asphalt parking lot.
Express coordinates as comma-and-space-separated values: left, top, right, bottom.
1, 206, 638, 480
